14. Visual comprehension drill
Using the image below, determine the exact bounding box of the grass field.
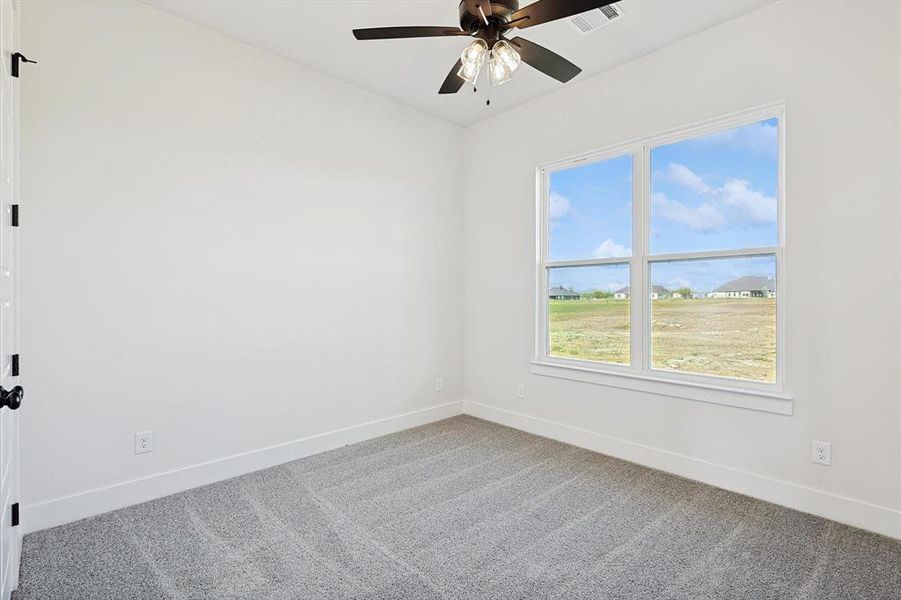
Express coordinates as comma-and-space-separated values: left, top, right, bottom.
549, 298, 776, 382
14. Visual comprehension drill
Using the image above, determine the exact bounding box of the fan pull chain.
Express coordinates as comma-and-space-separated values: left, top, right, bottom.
482, 60, 491, 107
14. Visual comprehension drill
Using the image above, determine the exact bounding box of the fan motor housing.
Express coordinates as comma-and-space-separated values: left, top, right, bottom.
459, 0, 519, 32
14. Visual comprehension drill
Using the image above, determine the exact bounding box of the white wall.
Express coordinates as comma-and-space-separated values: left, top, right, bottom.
462, 0, 901, 537
20, 0, 463, 529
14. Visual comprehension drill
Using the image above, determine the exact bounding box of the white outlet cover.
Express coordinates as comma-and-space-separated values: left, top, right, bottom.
516, 383, 525, 399
135, 431, 153, 455
435, 376, 444, 392
812, 440, 831, 465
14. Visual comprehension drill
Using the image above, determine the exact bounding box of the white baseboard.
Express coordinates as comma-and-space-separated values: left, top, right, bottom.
463, 400, 901, 540
25, 398, 900, 540
23, 400, 464, 534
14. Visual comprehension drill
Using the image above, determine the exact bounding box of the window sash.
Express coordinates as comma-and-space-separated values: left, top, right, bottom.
545, 262, 632, 367
537, 104, 784, 393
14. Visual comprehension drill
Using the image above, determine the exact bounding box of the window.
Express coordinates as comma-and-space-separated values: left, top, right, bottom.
537, 107, 784, 401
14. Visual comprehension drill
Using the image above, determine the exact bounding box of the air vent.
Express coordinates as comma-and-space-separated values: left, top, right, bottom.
568, 4, 624, 35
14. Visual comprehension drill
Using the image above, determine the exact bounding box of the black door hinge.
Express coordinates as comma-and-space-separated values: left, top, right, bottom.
10, 204, 18, 227
11, 502, 19, 527
11, 354, 19, 377
11, 53, 36, 78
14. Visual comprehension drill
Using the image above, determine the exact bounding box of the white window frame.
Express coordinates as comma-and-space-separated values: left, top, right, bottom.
533, 103, 791, 415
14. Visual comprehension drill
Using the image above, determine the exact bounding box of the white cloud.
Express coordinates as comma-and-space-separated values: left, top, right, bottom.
653, 164, 776, 230
662, 163, 709, 194
666, 277, 692, 290
592, 238, 631, 259
719, 179, 777, 224
651, 192, 725, 232
549, 191, 573, 220
698, 121, 778, 156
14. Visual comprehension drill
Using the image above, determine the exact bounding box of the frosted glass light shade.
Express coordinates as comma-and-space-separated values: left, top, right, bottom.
457, 38, 488, 84
488, 55, 512, 86
460, 38, 488, 65
491, 40, 521, 72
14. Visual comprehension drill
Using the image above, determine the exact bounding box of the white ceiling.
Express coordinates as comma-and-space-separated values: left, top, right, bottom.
144, 0, 773, 127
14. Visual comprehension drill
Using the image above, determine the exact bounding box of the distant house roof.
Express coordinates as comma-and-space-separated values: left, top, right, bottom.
715, 276, 776, 293
549, 286, 580, 297
614, 286, 669, 295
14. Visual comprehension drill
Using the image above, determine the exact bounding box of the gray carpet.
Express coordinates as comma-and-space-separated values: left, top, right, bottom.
13, 416, 901, 599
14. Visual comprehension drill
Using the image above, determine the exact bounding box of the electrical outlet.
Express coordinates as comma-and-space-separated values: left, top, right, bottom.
435, 376, 444, 392
516, 383, 525, 399
812, 440, 831, 465
135, 431, 153, 455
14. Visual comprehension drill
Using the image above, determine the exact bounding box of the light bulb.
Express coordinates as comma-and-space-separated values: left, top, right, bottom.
491, 40, 521, 72
458, 38, 488, 84
488, 54, 512, 86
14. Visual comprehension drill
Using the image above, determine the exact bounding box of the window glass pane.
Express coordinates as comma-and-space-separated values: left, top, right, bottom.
548, 264, 630, 365
650, 118, 778, 254
650, 255, 776, 382
548, 154, 632, 261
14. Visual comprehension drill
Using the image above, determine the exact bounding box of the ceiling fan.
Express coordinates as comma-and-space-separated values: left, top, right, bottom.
353, 0, 621, 95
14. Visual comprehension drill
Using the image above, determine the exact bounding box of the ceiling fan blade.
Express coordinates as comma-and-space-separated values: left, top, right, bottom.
353, 26, 469, 40
509, 37, 581, 83
508, 0, 620, 29
439, 59, 466, 94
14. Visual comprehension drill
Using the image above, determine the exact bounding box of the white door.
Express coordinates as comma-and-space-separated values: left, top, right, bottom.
0, 0, 22, 598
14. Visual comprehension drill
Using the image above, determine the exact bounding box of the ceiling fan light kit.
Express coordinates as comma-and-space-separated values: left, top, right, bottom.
352, 0, 620, 97
459, 37, 519, 86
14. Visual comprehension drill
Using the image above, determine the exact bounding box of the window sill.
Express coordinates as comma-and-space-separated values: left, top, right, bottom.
529, 361, 793, 415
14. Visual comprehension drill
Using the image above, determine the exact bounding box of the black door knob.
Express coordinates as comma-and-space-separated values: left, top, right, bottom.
0, 385, 23, 410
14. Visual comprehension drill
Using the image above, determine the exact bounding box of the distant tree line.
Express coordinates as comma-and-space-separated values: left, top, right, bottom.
581, 287, 694, 300
584, 290, 614, 299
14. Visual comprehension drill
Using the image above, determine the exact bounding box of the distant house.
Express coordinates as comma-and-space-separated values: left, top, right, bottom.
707, 276, 776, 299
613, 285, 670, 300
650, 285, 670, 300
549, 286, 580, 300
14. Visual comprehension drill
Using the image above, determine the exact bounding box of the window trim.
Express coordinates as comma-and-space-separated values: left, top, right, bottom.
535, 103, 789, 414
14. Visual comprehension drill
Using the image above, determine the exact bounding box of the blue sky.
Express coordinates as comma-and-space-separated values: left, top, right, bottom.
549, 154, 633, 262
548, 118, 778, 293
